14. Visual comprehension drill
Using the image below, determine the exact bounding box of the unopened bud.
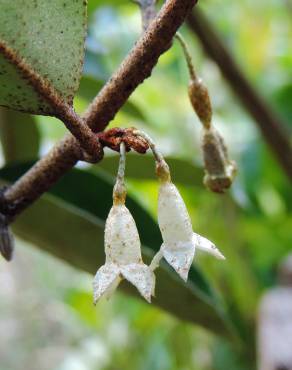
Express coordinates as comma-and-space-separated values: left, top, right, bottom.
202, 127, 237, 193
0, 213, 14, 261
188, 78, 212, 129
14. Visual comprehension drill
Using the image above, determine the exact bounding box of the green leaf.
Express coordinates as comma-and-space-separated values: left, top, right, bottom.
96, 154, 204, 186
0, 0, 87, 115
78, 76, 146, 121
0, 162, 235, 338
0, 107, 40, 163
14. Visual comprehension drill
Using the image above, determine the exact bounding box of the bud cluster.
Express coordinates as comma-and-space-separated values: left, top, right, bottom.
175, 33, 237, 193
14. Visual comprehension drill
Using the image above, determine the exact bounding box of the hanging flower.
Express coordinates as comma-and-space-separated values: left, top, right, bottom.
156, 163, 225, 281
93, 204, 155, 303
93, 142, 155, 304
131, 130, 225, 282
202, 127, 237, 193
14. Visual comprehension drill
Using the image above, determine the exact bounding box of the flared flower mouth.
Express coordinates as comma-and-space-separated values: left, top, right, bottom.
93, 203, 155, 304
155, 166, 225, 281
161, 240, 195, 281
93, 262, 154, 304
157, 233, 225, 282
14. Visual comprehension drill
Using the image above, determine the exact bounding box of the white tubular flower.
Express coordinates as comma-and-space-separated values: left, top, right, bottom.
193, 233, 225, 260
132, 130, 225, 282
93, 204, 155, 303
157, 176, 225, 281
158, 179, 195, 281
93, 142, 155, 304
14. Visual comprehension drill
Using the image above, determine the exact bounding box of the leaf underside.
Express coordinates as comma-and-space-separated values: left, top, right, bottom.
0, 162, 234, 338
0, 0, 87, 115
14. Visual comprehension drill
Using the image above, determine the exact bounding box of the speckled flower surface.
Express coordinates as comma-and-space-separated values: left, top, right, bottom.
158, 180, 225, 281
93, 204, 155, 303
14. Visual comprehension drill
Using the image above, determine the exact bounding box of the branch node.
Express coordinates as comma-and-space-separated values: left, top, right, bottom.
0, 40, 103, 159
0, 0, 198, 221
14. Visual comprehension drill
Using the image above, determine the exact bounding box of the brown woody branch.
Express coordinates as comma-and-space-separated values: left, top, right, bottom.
0, 41, 102, 161
187, 8, 292, 181
0, 127, 149, 220
0, 0, 197, 218
83, 0, 196, 131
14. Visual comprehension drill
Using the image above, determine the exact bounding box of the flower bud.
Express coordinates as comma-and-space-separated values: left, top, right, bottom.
188, 78, 212, 129
202, 127, 237, 193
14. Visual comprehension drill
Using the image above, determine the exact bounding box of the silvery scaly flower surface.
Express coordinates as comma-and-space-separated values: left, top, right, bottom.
158, 180, 225, 281
93, 204, 155, 303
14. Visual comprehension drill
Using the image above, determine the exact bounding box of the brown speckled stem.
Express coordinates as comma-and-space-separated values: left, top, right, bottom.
1, 0, 197, 219
0, 41, 102, 161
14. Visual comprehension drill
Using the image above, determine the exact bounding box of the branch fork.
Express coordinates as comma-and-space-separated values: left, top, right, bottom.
0, 40, 103, 162
98, 127, 149, 154
0, 0, 197, 260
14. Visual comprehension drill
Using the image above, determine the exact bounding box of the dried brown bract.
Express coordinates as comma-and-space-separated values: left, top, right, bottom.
98, 128, 149, 154
188, 78, 212, 129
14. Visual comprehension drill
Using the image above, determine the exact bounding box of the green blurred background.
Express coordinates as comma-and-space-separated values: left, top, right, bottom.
0, 0, 291, 369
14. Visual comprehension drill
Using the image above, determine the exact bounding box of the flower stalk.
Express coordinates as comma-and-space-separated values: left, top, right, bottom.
113, 142, 127, 205
132, 129, 170, 182
93, 142, 155, 303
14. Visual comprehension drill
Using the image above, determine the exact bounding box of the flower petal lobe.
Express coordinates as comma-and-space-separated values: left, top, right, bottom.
161, 241, 195, 281
193, 233, 225, 260
121, 263, 155, 303
93, 263, 121, 304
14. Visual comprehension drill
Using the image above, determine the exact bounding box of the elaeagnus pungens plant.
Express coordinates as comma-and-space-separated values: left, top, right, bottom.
0, 0, 236, 307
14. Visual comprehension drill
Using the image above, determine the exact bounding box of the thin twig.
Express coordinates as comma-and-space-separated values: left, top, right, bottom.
113, 142, 127, 205
1, 0, 197, 218
175, 32, 197, 80
132, 129, 165, 163
187, 9, 292, 181
0, 41, 102, 161
132, 129, 171, 182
